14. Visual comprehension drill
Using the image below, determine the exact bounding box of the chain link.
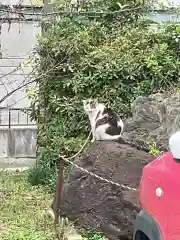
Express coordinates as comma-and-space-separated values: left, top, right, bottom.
63, 157, 139, 192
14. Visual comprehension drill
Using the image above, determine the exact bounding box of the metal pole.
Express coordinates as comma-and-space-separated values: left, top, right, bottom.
42, 0, 53, 37
53, 155, 65, 224
43, 0, 53, 14
8, 109, 11, 129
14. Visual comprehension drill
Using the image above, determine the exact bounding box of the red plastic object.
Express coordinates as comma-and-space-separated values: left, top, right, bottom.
139, 152, 180, 240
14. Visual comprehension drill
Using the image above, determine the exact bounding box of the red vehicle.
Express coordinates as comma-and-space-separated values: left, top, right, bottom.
133, 131, 180, 240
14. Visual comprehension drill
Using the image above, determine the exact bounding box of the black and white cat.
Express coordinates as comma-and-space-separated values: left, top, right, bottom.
83, 99, 124, 142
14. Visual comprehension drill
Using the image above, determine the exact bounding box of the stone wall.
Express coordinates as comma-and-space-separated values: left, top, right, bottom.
123, 92, 180, 151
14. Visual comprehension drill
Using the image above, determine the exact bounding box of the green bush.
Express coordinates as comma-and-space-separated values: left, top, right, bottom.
28, 0, 180, 187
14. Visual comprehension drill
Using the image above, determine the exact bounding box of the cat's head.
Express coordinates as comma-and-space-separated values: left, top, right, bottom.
82, 99, 98, 113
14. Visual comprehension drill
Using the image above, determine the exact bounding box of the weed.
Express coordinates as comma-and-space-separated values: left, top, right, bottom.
0, 171, 54, 240
149, 142, 163, 156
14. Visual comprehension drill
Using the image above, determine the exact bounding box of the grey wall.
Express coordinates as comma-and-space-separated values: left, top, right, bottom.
0, 127, 36, 158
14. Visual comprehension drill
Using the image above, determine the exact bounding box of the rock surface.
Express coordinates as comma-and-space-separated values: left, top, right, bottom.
123, 92, 180, 150
52, 141, 154, 240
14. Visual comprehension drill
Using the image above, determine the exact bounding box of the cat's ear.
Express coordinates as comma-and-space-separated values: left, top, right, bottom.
82, 99, 88, 106
82, 100, 87, 110
82, 100, 90, 113
93, 98, 98, 103
92, 99, 98, 107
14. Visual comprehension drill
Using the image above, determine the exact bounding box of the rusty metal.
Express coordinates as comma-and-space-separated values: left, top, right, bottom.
53, 155, 65, 224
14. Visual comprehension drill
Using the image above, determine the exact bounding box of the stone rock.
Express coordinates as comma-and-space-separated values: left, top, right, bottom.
52, 141, 154, 240
123, 92, 180, 151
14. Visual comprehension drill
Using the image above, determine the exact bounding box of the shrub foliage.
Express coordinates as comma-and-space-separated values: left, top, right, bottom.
29, 0, 180, 187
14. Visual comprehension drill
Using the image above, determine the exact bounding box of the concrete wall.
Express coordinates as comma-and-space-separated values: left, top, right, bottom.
0, 127, 36, 158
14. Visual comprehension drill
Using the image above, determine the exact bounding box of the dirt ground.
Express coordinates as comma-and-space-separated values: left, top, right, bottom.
52, 141, 154, 240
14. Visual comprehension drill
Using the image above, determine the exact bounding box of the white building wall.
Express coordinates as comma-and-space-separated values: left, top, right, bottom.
0, 0, 42, 124
0, 22, 41, 108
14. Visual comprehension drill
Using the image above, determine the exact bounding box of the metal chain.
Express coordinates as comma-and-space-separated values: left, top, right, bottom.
63, 157, 139, 192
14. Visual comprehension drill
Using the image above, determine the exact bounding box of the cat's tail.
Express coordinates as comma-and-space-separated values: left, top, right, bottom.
114, 136, 128, 144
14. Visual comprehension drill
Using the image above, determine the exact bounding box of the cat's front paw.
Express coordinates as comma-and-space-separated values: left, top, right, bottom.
91, 138, 95, 142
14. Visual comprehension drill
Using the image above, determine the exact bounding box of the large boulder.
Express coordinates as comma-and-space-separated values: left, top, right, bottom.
52, 141, 154, 240
123, 92, 180, 150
